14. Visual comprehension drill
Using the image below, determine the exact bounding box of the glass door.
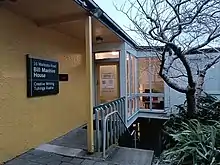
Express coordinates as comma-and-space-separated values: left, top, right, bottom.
96, 63, 119, 104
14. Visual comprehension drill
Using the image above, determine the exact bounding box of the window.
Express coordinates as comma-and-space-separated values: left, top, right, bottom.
138, 57, 164, 110
131, 56, 136, 93
127, 53, 130, 96
95, 51, 119, 59
126, 53, 138, 116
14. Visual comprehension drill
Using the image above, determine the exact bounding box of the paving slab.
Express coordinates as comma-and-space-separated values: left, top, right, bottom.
36, 144, 83, 157
81, 159, 96, 165
49, 127, 87, 150
70, 158, 84, 164
106, 147, 154, 165
3, 128, 154, 165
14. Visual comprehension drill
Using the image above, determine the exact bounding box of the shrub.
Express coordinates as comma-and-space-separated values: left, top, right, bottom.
160, 119, 220, 165
159, 93, 220, 165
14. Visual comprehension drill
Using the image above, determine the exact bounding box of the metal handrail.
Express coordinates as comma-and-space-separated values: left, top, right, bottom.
93, 97, 125, 113
131, 130, 137, 148
94, 97, 126, 153
102, 110, 136, 158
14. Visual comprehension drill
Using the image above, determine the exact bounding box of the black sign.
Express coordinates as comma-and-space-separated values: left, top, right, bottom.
26, 55, 59, 97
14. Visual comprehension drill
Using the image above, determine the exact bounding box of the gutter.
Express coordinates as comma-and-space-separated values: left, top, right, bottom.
74, 0, 139, 49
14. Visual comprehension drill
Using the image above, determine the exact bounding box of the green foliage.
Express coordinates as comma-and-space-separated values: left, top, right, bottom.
159, 94, 220, 165
173, 93, 220, 121
196, 93, 220, 121
161, 119, 220, 165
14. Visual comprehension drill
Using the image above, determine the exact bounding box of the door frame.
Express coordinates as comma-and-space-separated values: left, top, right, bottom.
95, 61, 120, 105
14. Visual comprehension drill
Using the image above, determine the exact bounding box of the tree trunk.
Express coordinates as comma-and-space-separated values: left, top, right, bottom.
186, 88, 196, 117
195, 71, 206, 106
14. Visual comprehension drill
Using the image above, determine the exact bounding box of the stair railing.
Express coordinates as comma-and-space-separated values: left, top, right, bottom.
94, 97, 136, 158
102, 110, 136, 158
94, 97, 125, 152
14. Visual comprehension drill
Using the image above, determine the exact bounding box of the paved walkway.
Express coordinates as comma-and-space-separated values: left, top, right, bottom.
3, 127, 114, 165
3, 127, 153, 165
3, 127, 117, 165
49, 128, 88, 150
4, 149, 115, 165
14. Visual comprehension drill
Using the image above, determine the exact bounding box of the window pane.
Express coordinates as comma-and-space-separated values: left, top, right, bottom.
151, 58, 164, 93
128, 98, 136, 117
136, 96, 140, 109
152, 96, 164, 110
138, 57, 164, 110
126, 53, 130, 96
128, 99, 131, 116
95, 51, 119, 59
131, 98, 135, 114
131, 55, 136, 93
136, 59, 139, 94
138, 58, 150, 93
138, 57, 164, 93
138, 96, 150, 109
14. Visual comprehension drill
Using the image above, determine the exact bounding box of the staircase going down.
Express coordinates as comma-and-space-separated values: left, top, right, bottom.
106, 146, 154, 165
93, 97, 155, 165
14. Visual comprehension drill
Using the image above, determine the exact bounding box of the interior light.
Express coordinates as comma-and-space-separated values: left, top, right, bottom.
212, 66, 215, 69
96, 36, 103, 44
111, 51, 118, 56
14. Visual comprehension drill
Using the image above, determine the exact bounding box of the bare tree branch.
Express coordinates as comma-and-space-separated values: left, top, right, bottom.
116, 0, 220, 115
169, 74, 188, 79
203, 54, 220, 71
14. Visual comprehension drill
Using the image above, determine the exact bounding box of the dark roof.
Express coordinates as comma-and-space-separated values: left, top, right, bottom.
137, 46, 164, 51
188, 47, 220, 54
138, 46, 220, 53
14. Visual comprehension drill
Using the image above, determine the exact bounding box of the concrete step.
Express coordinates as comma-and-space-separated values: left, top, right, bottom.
106, 146, 154, 165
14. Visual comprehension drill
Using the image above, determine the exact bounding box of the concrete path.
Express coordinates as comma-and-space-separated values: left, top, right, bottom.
3, 127, 154, 165
49, 127, 88, 150
107, 147, 154, 165
4, 146, 153, 165
4, 149, 115, 165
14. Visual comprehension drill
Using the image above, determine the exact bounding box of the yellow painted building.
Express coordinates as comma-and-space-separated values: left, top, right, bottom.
0, 0, 126, 162
0, 2, 93, 162
1, 0, 219, 163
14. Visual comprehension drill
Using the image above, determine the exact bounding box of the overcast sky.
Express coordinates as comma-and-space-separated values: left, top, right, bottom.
93, 0, 220, 49
93, 0, 140, 44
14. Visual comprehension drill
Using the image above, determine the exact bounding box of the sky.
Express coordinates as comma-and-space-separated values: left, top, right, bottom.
93, 0, 220, 48
93, 0, 140, 43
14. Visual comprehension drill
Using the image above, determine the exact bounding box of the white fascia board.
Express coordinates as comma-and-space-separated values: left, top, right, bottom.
125, 42, 137, 57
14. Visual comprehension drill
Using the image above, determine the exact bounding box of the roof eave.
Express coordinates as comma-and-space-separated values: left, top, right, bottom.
73, 0, 139, 49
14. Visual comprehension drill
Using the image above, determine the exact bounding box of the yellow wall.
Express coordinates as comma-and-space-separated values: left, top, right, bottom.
0, 9, 87, 162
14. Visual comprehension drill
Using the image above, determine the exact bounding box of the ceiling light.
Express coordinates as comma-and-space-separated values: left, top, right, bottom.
111, 51, 118, 56
96, 36, 103, 44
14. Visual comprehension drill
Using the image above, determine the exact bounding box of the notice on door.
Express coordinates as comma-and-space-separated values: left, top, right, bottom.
101, 73, 114, 89
26, 55, 59, 97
